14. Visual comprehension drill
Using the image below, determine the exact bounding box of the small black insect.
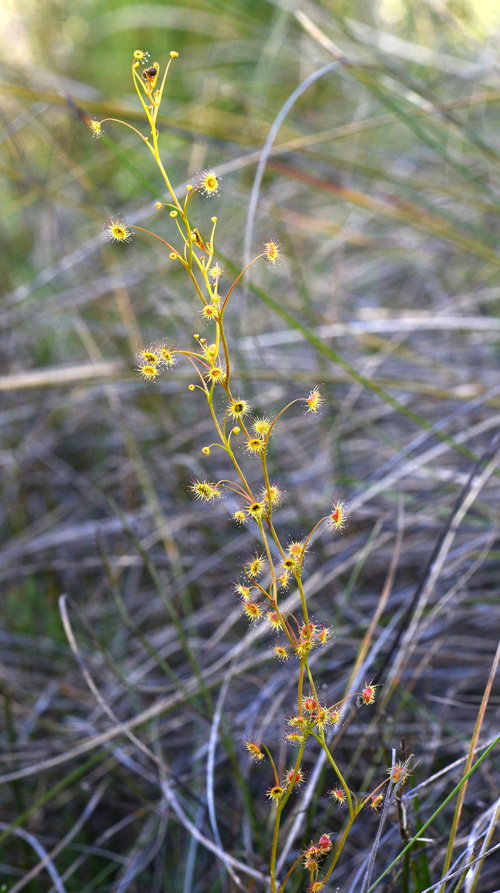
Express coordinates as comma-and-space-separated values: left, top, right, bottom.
142, 66, 158, 80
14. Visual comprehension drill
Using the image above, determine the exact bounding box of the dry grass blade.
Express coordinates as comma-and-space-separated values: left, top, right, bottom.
2, 2, 499, 890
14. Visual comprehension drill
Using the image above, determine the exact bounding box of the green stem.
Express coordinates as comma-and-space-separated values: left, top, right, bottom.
270, 739, 308, 891
295, 575, 310, 630
310, 730, 355, 820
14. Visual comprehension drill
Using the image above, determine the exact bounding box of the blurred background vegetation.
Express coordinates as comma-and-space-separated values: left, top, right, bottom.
1, 0, 499, 891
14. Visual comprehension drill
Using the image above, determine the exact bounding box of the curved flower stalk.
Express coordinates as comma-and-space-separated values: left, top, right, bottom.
90, 50, 399, 893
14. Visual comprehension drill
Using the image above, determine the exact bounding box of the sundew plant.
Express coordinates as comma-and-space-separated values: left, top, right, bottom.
89, 45, 412, 893
89, 49, 415, 893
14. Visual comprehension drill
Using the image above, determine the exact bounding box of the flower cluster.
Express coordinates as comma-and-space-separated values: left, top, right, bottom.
284, 699, 341, 744
264, 763, 307, 808
135, 342, 177, 381
302, 832, 332, 869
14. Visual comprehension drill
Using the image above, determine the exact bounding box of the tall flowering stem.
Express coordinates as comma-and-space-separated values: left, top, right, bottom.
93, 50, 391, 893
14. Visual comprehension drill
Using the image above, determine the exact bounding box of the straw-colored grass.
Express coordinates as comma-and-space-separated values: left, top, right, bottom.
1, 2, 499, 890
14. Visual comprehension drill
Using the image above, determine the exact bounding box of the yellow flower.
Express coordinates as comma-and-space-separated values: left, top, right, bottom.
209, 264, 224, 283
329, 708, 341, 726
358, 681, 378, 706
190, 480, 221, 501
305, 387, 322, 413
244, 553, 266, 579
273, 645, 290, 661
205, 365, 225, 385
234, 583, 252, 600
245, 739, 265, 762
197, 168, 220, 197
388, 760, 410, 784
313, 707, 333, 731
136, 348, 160, 366
263, 239, 281, 265
287, 715, 308, 729
265, 611, 282, 630
232, 510, 246, 525
277, 570, 290, 589
287, 540, 305, 561
261, 484, 282, 506
106, 217, 133, 243
228, 398, 251, 420
369, 794, 384, 811
329, 787, 347, 805
243, 601, 262, 622
155, 343, 177, 368
202, 343, 218, 362
133, 50, 150, 62
245, 437, 265, 455
136, 363, 159, 381
266, 785, 285, 803
283, 766, 305, 788
295, 640, 313, 660
246, 501, 265, 521
329, 500, 348, 531
253, 417, 271, 436
88, 119, 103, 138
315, 624, 332, 646
282, 555, 299, 573
201, 304, 218, 321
